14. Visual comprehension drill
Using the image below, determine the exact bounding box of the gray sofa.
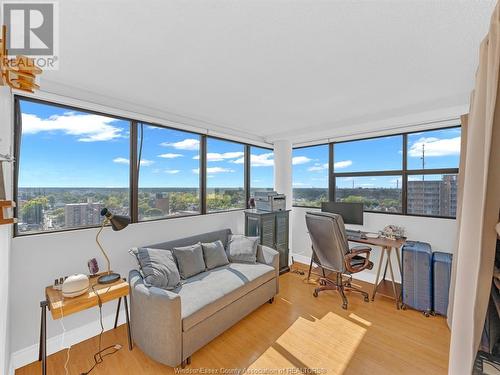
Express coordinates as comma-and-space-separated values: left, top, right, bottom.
129, 229, 280, 368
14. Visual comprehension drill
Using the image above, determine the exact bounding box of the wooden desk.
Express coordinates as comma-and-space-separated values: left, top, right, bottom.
348, 235, 405, 309
39, 275, 132, 375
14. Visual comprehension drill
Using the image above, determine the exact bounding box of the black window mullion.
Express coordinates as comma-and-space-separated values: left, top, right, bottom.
245, 145, 251, 208
328, 143, 335, 202
200, 135, 207, 215
402, 133, 408, 215
130, 121, 138, 222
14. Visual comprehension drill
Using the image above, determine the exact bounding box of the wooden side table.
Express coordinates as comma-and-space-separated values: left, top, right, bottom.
39, 275, 132, 375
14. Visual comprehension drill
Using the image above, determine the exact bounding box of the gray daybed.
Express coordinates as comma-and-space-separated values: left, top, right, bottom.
129, 229, 280, 367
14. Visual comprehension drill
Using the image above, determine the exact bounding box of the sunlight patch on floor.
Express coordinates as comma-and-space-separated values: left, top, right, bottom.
247, 312, 367, 374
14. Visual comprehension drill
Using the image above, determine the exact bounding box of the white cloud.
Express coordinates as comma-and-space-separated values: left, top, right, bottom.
292, 156, 312, 165
22, 112, 125, 142
157, 153, 183, 159
192, 167, 234, 174
112, 157, 154, 166
408, 137, 460, 157
140, 159, 155, 166
164, 169, 180, 174
334, 160, 353, 169
308, 163, 328, 172
113, 157, 129, 165
161, 138, 200, 151
194, 152, 244, 162
233, 153, 274, 167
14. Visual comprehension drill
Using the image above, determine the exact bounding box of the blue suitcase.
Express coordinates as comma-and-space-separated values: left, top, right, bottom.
432, 252, 453, 316
402, 241, 433, 316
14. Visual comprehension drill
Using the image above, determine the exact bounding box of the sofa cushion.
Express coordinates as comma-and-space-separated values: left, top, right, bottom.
226, 235, 259, 263
202, 240, 229, 270
175, 263, 275, 331
135, 247, 181, 290
172, 243, 206, 279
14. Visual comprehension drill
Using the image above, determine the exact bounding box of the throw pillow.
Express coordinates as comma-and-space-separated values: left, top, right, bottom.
135, 247, 181, 290
226, 234, 259, 263
172, 242, 206, 279
202, 240, 229, 269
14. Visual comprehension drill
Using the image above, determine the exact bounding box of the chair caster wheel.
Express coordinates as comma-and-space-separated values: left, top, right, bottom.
313, 290, 318, 297
342, 303, 348, 310
423, 311, 430, 317
401, 304, 407, 310
430, 311, 436, 316
364, 296, 369, 302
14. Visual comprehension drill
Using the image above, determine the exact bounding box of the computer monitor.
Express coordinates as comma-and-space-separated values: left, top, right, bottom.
321, 202, 364, 225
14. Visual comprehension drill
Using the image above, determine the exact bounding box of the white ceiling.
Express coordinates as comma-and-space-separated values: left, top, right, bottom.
42, 0, 495, 144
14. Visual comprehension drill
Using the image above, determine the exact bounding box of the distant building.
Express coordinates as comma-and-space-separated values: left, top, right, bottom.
407, 175, 457, 217
155, 193, 170, 214
64, 202, 103, 227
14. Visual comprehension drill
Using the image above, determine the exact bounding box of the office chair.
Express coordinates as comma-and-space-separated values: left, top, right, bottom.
305, 211, 374, 309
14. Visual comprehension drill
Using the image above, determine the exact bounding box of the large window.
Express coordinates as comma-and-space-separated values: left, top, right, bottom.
14, 97, 273, 235
206, 138, 246, 212
294, 126, 460, 218
250, 146, 274, 194
17, 99, 130, 234
137, 123, 201, 221
292, 144, 329, 207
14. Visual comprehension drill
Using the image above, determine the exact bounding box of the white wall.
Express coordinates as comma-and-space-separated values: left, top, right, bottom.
10, 211, 245, 369
0, 88, 13, 375
273, 140, 292, 210
291, 206, 457, 283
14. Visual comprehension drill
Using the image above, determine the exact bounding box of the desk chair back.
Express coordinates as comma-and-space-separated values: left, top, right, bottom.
305, 212, 349, 274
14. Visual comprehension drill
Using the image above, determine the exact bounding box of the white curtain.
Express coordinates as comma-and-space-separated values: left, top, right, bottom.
448, 2, 500, 373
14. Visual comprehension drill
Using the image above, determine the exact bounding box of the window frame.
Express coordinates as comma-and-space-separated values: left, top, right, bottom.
293, 125, 461, 219
13, 95, 273, 236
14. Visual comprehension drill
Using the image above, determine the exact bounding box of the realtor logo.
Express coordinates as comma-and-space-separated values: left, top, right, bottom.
2, 1, 59, 69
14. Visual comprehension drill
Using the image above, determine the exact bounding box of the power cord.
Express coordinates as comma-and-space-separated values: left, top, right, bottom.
59, 301, 71, 375
80, 284, 122, 375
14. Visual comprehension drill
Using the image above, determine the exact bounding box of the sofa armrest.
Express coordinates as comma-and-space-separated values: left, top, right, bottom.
256, 245, 280, 294
129, 270, 182, 367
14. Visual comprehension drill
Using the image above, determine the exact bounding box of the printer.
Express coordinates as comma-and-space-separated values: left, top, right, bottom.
254, 191, 286, 212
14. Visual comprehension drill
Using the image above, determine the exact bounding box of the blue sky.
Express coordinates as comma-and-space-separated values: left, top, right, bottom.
293, 127, 460, 188
18, 100, 275, 188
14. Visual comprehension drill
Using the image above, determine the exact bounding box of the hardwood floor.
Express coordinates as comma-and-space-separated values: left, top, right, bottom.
16, 267, 450, 375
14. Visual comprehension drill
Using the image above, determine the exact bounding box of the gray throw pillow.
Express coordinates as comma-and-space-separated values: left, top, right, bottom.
172, 242, 206, 279
202, 240, 229, 270
135, 247, 181, 290
226, 235, 259, 263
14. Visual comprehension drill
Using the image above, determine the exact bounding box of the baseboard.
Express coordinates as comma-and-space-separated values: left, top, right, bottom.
10, 312, 126, 371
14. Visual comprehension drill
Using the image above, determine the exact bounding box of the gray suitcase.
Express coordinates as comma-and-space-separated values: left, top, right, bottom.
432, 252, 453, 316
402, 241, 433, 317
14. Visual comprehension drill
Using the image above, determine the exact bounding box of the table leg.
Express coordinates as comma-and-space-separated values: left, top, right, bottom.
39, 300, 48, 375
123, 295, 133, 350
394, 246, 403, 306
371, 246, 386, 301
114, 297, 122, 329
386, 248, 400, 310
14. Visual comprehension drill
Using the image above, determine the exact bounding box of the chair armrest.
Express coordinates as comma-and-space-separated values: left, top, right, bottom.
345, 246, 372, 273
256, 245, 280, 294
129, 270, 182, 367
349, 245, 372, 259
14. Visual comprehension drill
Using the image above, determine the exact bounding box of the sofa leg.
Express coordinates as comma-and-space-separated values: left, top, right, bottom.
181, 360, 186, 369
186, 356, 191, 365
269, 297, 274, 304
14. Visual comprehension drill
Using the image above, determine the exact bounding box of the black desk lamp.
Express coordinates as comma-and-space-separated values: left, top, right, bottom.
96, 208, 130, 284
